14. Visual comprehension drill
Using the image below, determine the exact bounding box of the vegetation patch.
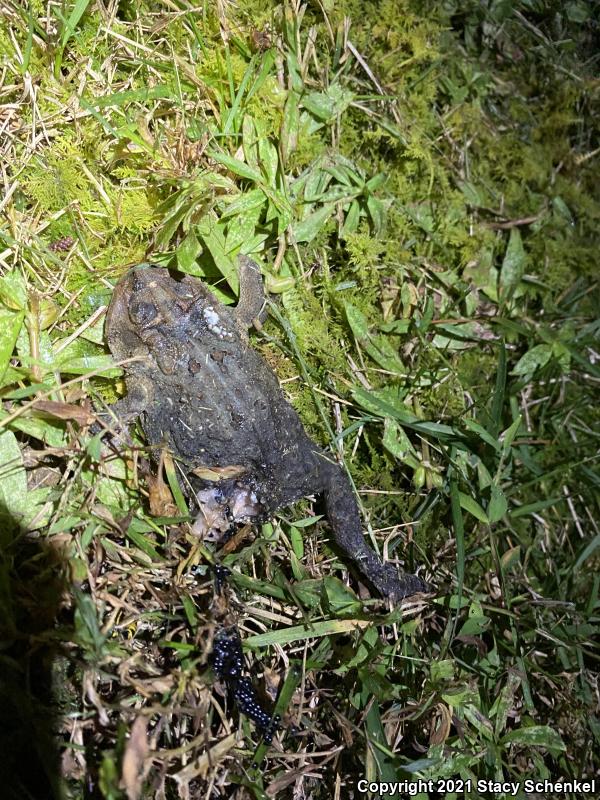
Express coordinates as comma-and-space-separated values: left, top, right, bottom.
0, 1, 598, 798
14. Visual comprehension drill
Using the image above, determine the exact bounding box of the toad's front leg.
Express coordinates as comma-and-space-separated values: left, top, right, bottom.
94, 372, 154, 435
321, 465, 429, 601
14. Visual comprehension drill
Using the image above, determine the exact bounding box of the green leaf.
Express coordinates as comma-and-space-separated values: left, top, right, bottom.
292, 204, 334, 243
463, 418, 500, 451
458, 492, 489, 523
501, 725, 566, 752
258, 136, 279, 187
219, 188, 266, 220
289, 525, 304, 559
488, 484, 508, 523
573, 534, 600, 572
511, 343, 553, 376
0, 430, 28, 541
59, 0, 94, 47
125, 521, 163, 562
245, 617, 373, 649
491, 671, 522, 737
366, 195, 385, 233
458, 180, 488, 207
352, 387, 463, 444
499, 228, 526, 301
177, 230, 202, 272
382, 418, 418, 464
196, 217, 239, 292
344, 302, 404, 373
209, 150, 263, 183
459, 615, 490, 636
501, 415, 522, 455
0, 310, 25, 383
73, 587, 108, 659
321, 577, 361, 615
281, 88, 300, 162
341, 199, 361, 237
0, 270, 27, 310
301, 84, 354, 122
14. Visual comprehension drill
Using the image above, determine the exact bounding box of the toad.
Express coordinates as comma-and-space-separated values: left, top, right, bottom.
104, 256, 428, 601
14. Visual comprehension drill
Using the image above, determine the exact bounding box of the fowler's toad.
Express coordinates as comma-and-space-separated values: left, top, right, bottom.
104, 257, 427, 600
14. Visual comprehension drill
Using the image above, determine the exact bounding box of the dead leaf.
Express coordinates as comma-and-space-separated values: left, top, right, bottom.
121, 715, 149, 800
31, 400, 95, 425
148, 471, 177, 516
173, 733, 239, 785
219, 524, 255, 555
191, 464, 247, 481
429, 702, 452, 746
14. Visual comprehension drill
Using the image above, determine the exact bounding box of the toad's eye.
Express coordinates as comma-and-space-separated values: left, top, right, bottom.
130, 300, 157, 325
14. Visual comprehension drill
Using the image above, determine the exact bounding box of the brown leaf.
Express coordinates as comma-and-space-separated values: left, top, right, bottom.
429, 702, 452, 746
147, 472, 177, 517
191, 464, 247, 481
173, 733, 239, 785
121, 715, 149, 800
31, 400, 95, 425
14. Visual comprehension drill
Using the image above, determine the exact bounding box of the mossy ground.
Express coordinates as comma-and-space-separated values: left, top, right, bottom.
0, 1, 598, 798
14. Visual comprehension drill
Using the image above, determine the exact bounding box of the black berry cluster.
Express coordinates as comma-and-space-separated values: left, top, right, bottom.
211, 625, 280, 744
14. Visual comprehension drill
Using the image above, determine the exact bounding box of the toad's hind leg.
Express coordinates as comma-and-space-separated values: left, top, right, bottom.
322, 466, 429, 601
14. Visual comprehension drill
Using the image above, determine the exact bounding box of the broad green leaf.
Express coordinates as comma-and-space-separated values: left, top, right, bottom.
304, 164, 331, 201
511, 343, 553, 376
92, 84, 176, 108
301, 84, 354, 122
501, 415, 522, 455
292, 204, 334, 243
177, 230, 202, 271
463, 704, 494, 740
209, 150, 263, 183
1, 412, 66, 447
463, 418, 500, 451
219, 188, 266, 220
573, 534, 600, 571
366, 195, 385, 233
0, 430, 28, 541
281, 88, 300, 162
458, 181, 488, 207
224, 202, 263, 252
499, 228, 526, 300
245, 617, 372, 649
0, 309, 24, 382
321, 576, 361, 615
509, 496, 562, 519
56, 354, 120, 375
382, 418, 419, 465
341, 199, 361, 237
458, 492, 489, 523
126, 520, 163, 562
459, 615, 490, 636
500, 545, 521, 571
344, 302, 405, 373
430, 659, 455, 682
0, 269, 27, 310
491, 671, 522, 737
501, 725, 566, 752
258, 136, 279, 186
488, 484, 508, 523
352, 387, 463, 444
289, 525, 304, 559
196, 217, 239, 292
